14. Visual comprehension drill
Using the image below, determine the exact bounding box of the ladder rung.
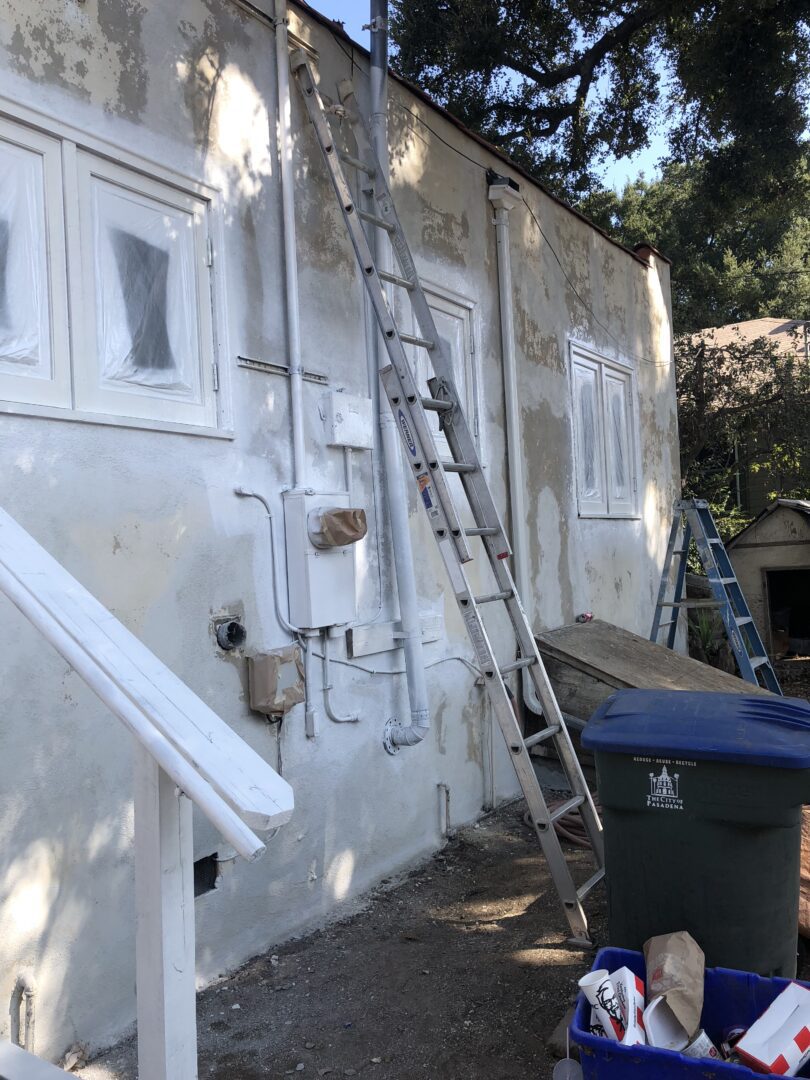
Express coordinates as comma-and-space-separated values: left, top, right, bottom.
709, 538, 722, 544
466, 527, 498, 537
657, 619, 678, 629
750, 656, 770, 669
720, 577, 736, 585
441, 460, 476, 474
500, 657, 536, 675
379, 269, 414, 291
474, 590, 512, 604
358, 208, 395, 234
400, 332, 435, 350
524, 725, 561, 750
736, 616, 753, 626
549, 795, 585, 824
339, 151, 376, 176
421, 396, 452, 412
577, 867, 606, 902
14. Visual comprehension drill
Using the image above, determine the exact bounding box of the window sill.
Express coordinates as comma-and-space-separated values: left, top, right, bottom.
577, 511, 642, 521
0, 399, 234, 439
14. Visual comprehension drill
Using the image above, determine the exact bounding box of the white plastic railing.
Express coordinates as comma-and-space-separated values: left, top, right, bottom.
0, 508, 294, 1079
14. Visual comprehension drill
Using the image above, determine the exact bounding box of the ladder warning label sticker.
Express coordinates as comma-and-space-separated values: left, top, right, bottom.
416, 472, 434, 510
463, 610, 492, 668
398, 409, 417, 457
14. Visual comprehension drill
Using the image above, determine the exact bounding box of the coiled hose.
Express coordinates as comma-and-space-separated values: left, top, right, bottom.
523, 794, 602, 848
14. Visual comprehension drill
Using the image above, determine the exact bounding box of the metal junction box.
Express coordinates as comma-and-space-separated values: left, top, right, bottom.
284, 490, 360, 628
322, 390, 374, 450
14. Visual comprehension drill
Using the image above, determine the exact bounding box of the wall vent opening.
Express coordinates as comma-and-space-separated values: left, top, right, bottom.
194, 853, 219, 898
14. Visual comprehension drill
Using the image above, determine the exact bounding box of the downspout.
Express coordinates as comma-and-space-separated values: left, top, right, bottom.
488, 175, 544, 715
368, 0, 431, 751
274, 0, 306, 489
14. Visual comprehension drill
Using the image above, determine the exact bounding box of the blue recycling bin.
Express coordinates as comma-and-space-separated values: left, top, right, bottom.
571, 946, 810, 1078
582, 690, 810, 977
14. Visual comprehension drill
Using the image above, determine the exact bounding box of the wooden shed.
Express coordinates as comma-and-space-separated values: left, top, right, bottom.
727, 499, 810, 657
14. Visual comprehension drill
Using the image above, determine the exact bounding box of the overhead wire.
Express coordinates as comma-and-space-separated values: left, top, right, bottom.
332, 35, 673, 367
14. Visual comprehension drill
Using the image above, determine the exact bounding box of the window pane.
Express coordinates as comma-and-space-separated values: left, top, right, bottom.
92, 180, 201, 398
0, 139, 51, 377
573, 361, 603, 503
605, 373, 632, 504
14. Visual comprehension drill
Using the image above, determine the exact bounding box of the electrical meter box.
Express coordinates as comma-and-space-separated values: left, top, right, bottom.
284, 490, 361, 628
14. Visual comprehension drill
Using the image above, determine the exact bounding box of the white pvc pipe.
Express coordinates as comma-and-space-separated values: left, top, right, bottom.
275, 0, 307, 489
369, 0, 430, 746
489, 184, 544, 715
13, 972, 35, 1053
0, 564, 265, 862
322, 629, 359, 723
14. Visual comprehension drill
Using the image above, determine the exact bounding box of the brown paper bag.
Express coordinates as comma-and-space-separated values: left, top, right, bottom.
644, 931, 705, 1040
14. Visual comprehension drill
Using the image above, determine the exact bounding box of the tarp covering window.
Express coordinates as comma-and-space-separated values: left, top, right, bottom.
0, 139, 51, 376
92, 180, 200, 396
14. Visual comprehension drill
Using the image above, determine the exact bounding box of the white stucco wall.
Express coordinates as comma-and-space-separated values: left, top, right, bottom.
0, 0, 679, 1060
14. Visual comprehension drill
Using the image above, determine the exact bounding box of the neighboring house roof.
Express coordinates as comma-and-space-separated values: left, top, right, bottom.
727, 498, 810, 548
695, 318, 810, 357
292, 0, 656, 269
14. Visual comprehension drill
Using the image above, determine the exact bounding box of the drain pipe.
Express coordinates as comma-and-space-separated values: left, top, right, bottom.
13, 972, 35, 1053
275, 0, 306, 489
488, 175, 544, 715
368, 0, 430, 752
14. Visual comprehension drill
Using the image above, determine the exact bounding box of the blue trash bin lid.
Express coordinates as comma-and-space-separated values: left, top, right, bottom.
582, 689, 810, 767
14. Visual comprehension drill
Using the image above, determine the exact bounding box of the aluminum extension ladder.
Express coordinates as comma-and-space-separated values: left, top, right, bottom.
651, 498, 782, 694
291, 53, 604, 943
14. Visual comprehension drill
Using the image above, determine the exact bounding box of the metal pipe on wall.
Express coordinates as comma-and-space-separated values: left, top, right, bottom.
274, 0, 306, 490
488, 178, 546, 716
368, 0, 430, 749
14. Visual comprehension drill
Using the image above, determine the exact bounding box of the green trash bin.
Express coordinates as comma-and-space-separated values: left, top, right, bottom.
582, 690, 810, 978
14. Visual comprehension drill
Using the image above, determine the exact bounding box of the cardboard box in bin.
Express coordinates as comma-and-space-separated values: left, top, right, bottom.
736, 983, 810, 1076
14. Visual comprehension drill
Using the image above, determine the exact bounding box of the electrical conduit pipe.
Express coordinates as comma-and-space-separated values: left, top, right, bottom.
274, 0, 306, 490
488, 178, 546, 715
368, 0, 430, 751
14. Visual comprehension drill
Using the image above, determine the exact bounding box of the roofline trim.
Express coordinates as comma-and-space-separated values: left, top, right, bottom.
290, 0, 653, 269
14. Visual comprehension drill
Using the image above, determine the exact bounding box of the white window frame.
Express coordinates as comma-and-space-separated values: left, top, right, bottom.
0, 95, 231, 438
569, 341, 639, 519
68, 152, 218, 429
0, 117, 71, 408
397, 279, 483, 461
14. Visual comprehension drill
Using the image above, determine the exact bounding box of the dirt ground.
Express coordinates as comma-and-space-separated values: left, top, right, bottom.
78, 800, 605, 1080
775, 656, 810, 701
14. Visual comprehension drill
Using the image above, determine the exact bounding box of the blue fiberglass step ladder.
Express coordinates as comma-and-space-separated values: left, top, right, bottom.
291, 51, 604, 943
651, 498, 782, 695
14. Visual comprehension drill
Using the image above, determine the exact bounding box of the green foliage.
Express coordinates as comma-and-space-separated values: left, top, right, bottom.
390, 0, 810, 202
674, 328, 810, 512
579, 158, 810, 333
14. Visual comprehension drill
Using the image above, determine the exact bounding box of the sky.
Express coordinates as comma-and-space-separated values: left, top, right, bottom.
311, 0, 667, 190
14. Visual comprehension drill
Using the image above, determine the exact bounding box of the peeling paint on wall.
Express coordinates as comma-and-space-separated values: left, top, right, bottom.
3, 0, 147, 119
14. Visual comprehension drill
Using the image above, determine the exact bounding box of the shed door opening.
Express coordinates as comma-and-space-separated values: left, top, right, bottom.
766, 568, 810, 656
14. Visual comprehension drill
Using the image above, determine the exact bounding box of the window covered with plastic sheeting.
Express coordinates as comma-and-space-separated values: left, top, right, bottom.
73, 153, 218, 429
570, 343, 638, 518
0, 121, 70, 408
604, 370, 634, 515
572, 358, 605, 514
